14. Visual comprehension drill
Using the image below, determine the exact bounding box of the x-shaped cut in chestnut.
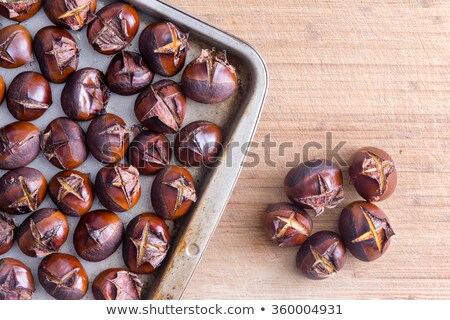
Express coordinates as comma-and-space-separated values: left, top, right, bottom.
273, 212, 309, 240
8, 176, 39, 212
153, 22, 188, 65
163, 175, 197, 213
361, 151, 395, 197
0, 30, 20, 64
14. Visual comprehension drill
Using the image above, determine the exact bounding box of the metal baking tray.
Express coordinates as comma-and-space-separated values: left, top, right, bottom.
0, 0, 268, 300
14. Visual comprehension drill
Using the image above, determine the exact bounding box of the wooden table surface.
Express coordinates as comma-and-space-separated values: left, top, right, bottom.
167, 0, 450, 299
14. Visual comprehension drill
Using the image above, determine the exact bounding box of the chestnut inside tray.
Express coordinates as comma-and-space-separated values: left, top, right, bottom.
0, 0, 268, 300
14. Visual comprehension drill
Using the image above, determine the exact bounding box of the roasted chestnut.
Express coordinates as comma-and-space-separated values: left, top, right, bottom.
0, 0, 43, 22
0, 25, 33, 69
0, 121, 41, 170
6, 71, 52, 121
263, 202, 313, 248
339, 201, 395, 262
33, 26, 80, 83
349, 147, 397, 202
175, 120, 222, 167
0, 258, 35, 300
17, 208, 69, 257
181, 48, 238, 104
74, 210, 124, 262
38, 253, 88, 300
0, 75, 5, 104
48, 170, 93, 217
139, 21, 189, 77
284, 159, 344, 217
95, 164, 141, 212
0, 212, 15, 255
128, 131, 171, 175
87, 113, 130, 164
122, 213, 170, 274
87, 2, 140, 55
106, 51, 154, 96
151, 165, 197, 220
92, 268, 142, 300
41, 117, 88, 169
296, 231, 347, 280
134, 80, 187, 134
0, 167, 47, 215
44, 0, 96, 31
61, 68, 110, 121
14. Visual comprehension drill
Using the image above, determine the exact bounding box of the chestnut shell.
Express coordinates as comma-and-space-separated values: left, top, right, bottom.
0, 212, 15, 255
0, 25, 33, 69
0, 258, 35, 300
0, 75, 5, 104
0, 0, 43, 22
92, 268, 142, 300
44, 0, 97, 31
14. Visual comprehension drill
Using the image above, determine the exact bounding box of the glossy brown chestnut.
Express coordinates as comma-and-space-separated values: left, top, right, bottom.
44, 0, 96, 31
106, 51, 154, 96
92, 268, 142, 300
0, 167, 47, 215
284, 159, 344, 217
38, 253, 88, 300
128, 131, 171, 175
95, 164, 141, 212
296, 231, 347, 280
6, 72, 52, 121
87, 113, 130, 164
87, 2, 140, 55
0, 121, 41, 170
41, 117, 88, 169
0, 258, 35, 300
339, 201, 395, 262
0, 25, 33, 69
134, 80, 187, 134
263, 202, 313, 248
0, 0, 43, 22
17, 208, 69, 257
0, 212, 15, 255
0, 75, 5, 104
33, 26, 80, 83
122, 213, 170, 274
48, 170, 93, 217
61, 68, 110, 121
175, 120, 223, 167
139, 22, 189, 77
74, 210, 124, 262
349, 147, 397, 202
181, 48, 238, 104
151, 165, 197, 220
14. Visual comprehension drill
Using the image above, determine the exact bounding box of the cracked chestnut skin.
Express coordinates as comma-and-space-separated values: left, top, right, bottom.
44, 0, 97, 31
0, 75, 6, 104
61, 68, 110, 121
0, 258, 35, 300
151, 165, 197, 220
17, 208, 69, 258
284, 159, 344, 217
0, 25, 33, 69
7, 72, 52, 121
0, 0, 43, 22
0, 167, 47, 215
263, 202, 313, 248
349, 147, 397, 202
0, 121, 41, 170
181, 48, 238, 104
38, 253, 88, 300
128, 131, 172, 175
106, 51, 154, 96
139, 22, 189, 77
175, 120, 223, 167
41, 117, 88, 169
87, 2, 140, 55
0, 212, 15, 255
48, 170, 93, 217
95, 164, 141, 212
123, 213, 170, 274
87, 113, 130, 164
92, 268, 142, 300
134, 80, 187, 134
74, 210, 124, 262
296, 231, 347, 280
339, 201, 395, 262
33, 26, 80, 83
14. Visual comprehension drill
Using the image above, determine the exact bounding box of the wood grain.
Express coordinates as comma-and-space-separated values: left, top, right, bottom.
167, 0, 450, 299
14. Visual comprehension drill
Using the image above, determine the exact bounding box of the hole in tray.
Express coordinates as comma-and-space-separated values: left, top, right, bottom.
187, 243, 200, 256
